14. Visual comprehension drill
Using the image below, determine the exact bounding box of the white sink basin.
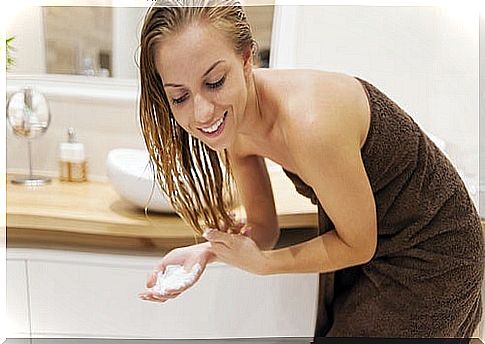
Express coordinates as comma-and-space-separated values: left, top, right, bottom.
106, 148, 175, 213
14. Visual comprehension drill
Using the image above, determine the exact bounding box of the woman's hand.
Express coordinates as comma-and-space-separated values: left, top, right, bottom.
204, 227, 270, 275
138, 243, 213, 303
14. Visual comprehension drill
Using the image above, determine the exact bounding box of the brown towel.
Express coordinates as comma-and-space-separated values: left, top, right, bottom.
282, 77, 484, 337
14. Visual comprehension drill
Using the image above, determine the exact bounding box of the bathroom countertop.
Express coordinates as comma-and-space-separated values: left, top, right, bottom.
6, 171, 318, 254
7, 173, 485, 254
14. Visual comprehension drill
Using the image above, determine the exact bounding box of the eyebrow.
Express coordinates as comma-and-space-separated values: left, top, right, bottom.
163, 60, 226, 88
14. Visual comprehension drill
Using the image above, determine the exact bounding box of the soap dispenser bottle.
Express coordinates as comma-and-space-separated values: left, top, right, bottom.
59, 127, 88, 182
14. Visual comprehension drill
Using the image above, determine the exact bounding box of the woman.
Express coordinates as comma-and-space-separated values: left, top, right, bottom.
137, 0, 484, 337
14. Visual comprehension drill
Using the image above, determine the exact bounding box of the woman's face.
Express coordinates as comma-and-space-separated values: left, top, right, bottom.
155, 22, 251, 152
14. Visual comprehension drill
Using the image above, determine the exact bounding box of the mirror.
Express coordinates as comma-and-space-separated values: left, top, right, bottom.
6, 5, 274, 79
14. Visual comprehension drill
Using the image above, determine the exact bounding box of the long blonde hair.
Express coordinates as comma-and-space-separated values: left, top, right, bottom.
139, 0, 258, 235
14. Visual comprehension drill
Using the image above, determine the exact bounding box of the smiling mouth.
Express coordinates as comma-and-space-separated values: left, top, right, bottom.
198, 111, 227, 136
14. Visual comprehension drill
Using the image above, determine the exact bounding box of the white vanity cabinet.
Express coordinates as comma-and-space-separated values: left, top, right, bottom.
6, 260, 31, 338
7, 248, 318, 339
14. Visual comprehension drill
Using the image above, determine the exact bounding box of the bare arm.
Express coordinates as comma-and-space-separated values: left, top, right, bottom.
227, 151, 280, 250
261, 81, 377, 274
260, 141, 377, 274
204, 142, 376, 275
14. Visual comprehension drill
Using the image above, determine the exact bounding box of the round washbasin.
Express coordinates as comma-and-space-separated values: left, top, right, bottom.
106, 148, 175, 213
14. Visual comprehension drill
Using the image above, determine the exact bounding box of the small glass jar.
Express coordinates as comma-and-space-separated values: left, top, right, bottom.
58, 128, 88, 182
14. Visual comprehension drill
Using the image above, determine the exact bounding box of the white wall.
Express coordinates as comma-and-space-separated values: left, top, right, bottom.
479, 9, 485, 340
271, 5, 480, 208
112, 7, 147, 79
6, 6, 46, 75
480, 11, 485, 217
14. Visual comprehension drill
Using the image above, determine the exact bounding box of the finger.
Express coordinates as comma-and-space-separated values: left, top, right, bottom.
221, 217, 239, 229
156, 263, 167, 274
139, 291, 164, 299
139, 295, 156, 302
218, 219, 228, 232
138, 293, 168, 303
147, 260, 168, 288
141, 295, 165, 303
160, 289, 183, 298
164, 285, 189, 295
146, 268, 163, 288
240, 226, 253, 237
143, 269, 199, 299
146, 270, 158, 288
145, 291, 171, 302
156, 287, 191, 299
203, 227, 217, 237
204, 230, 231, 244
146, 296, 167, 303
217, 216, 243, 233
139, 289, 172, 300
152, 293, 171, 302
227, 221, 244, 234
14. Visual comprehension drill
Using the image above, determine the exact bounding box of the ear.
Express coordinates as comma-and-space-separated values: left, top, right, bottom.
242, 45, 254, 79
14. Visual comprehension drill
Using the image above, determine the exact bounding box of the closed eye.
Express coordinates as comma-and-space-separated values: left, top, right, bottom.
172, 94, 188, 105
207, 76, 225, 89
171, 76, 226, 105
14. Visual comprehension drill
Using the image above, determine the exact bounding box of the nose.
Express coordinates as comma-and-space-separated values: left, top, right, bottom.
193, 93, 215, 127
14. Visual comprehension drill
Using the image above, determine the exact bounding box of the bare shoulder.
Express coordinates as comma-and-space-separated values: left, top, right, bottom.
282, 70, 371, 165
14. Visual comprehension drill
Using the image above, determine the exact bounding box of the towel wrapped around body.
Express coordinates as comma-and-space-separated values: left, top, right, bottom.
282, 77, 484, 337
